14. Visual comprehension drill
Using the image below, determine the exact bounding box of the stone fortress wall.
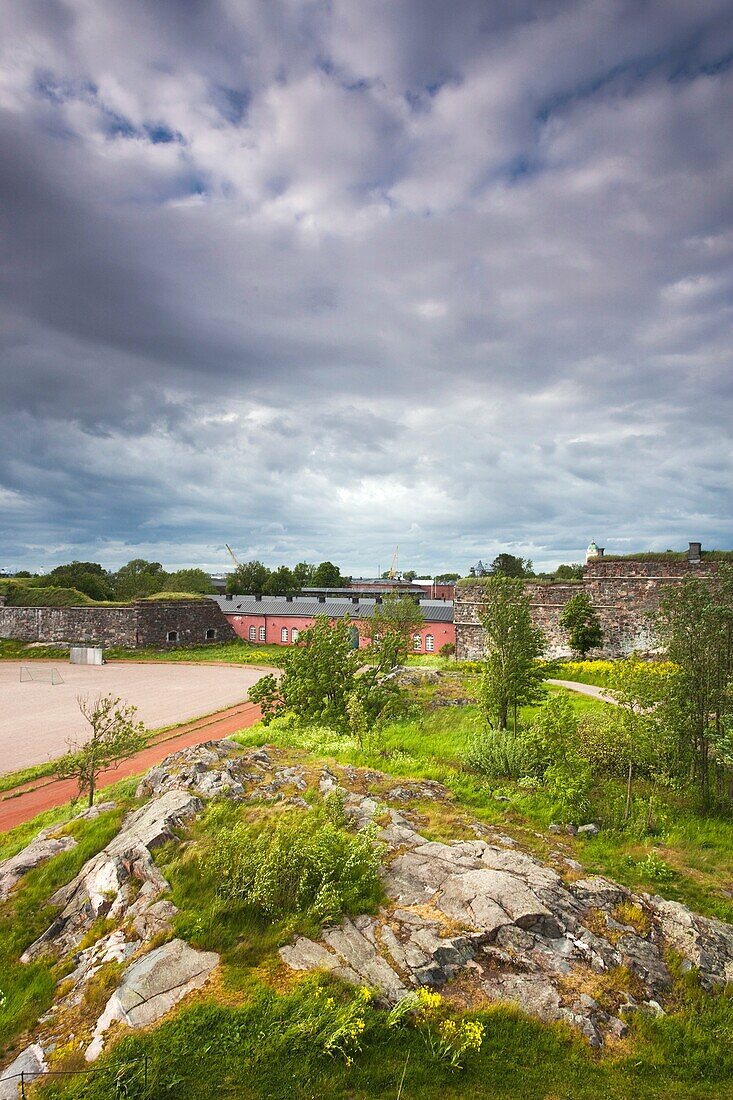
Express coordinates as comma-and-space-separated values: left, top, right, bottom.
0, 598, 236, 649
455, 543, 725, 660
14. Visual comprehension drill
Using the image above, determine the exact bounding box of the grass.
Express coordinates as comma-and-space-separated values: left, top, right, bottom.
34, 973, 733, 1100
104, 639, 283, 666
0, 794, 135, 1057
0, 639, 71, 661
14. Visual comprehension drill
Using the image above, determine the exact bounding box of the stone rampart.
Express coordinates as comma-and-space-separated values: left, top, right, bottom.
455, 556, 726, 660
0, 600, 235, 648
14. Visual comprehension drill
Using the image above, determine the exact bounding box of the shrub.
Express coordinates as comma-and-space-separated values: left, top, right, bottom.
463, 726, 544, 779
576, 709, 628, 775
439, 642, 456, 658
545, 753, 593, 823
208, 803, 384, 924
388, 988, 484, 1069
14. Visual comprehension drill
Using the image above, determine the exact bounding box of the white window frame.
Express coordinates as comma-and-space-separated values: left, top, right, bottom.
291, 628, 299, 643
412, 633, 422, 650
259, 625, 266, 641
249, 625, 257, 641
281, 627, 289, 643
205, 628, 217, 641
167, 630, 179, 643
425, 634, 434, 652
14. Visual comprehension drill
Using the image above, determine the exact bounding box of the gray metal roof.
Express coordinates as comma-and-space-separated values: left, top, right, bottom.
214, 595, 453, 623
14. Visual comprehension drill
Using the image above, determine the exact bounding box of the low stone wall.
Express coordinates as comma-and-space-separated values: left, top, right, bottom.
0, 600, 236, 648
455, 583, 579, 660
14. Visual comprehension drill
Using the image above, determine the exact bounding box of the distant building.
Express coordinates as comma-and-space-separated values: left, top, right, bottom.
214, 594, 455, 653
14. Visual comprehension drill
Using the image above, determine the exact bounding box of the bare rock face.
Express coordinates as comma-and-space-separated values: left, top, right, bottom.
280, 782, 733, 1047
0, 802, 117, 902
21, 789, 201, 962
0, 1043, 47, 1100
86, 939, 219, 1061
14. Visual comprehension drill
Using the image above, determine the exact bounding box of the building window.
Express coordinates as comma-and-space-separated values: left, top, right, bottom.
425, 634, 434, 652
281, 627, 289, 643
205, 628, 217, 641
249, 626, 257, 641
259, 626, 266, 641
413, 633, 421, 650
167, 630, 179, 643
291, 628, 299, 643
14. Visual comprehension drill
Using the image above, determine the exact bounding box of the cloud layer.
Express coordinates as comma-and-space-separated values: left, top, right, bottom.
1, 0, 732, 573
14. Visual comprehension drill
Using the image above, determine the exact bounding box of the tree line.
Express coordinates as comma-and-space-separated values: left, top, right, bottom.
11, 559, 216, 601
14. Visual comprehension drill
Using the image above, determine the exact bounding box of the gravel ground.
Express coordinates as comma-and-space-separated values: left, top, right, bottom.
0, 660, 266, 773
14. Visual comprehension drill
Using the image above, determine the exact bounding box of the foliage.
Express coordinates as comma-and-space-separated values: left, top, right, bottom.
463, 725, 545, 779
656, 567, 733, 807
162, 568, 215, 594
264, 565, 299, 595
54, 695, 147, 807
227, 559, 270, 594
609, 654, 674, 818
388, 988, 485, 1069
477, 576, 547, 731
439, 641, 456, 658
111, 558, 167, 599
559, 592, 603, 657
1, 583, 99, 606
361, 593, 425, 668
554, 563, 584, 581
545, 753, 594, 824
312, 560, 349, 587
489, 553, 534, 577
208, 802, 384, 924
249, 617, 405, 732
46, 561, 113, 601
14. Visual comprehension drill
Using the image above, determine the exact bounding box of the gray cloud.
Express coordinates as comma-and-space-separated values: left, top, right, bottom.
0, 0, 732, 575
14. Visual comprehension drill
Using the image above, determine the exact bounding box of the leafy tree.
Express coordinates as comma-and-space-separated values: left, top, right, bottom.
46, 562, 112, 601
293, 561, 315, 588
403, 570, 417, 581
362, 593, 425, 669
312, 561, 348, 587
489, 554, 533, 578
265, 566, 298, 595
227, 560, 271, 594
54, 695, 146, 807
112, 559, 167, 599
435, 573, 460, 583
560, 592, 603, 657
609, 655, 670, 819
477, 576, 546, 732
164, 568, 215, 594
249, 617, 403, 731
554, 563, 584, 581
656, 568, 733, 808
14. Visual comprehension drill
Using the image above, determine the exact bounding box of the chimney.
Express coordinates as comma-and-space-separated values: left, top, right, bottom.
351, 596, 359, 604
597, 548, 605, 558
688, 541, 702, 563
255, 594, 262, 602
375, 595, 382, 604
318, 595, 326, 603
286, 595, 293, 602
225, 593, 233, 600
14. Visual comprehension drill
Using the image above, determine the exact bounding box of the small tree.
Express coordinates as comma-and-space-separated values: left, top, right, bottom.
477, 576, 546, 732
249, 616, 403, 731
265, 566, 298, 595
489, 553, 533, 578
55, 695, 146, 807
362, 593, 425, 669
312, 561, 348, 587
609, 654, 669, 820
560, 592, 603, 657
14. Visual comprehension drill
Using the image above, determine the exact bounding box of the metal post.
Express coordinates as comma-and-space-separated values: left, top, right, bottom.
20, 1071, 25, 1100
143, 1054, 148, 1094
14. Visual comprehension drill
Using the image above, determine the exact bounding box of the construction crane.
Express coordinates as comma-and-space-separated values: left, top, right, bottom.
225, 544, 241, 569
387, 545, 400, 579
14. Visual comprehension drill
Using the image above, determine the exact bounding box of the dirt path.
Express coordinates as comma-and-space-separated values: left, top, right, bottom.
546, 678, 617, 704
0, 699, 262, 833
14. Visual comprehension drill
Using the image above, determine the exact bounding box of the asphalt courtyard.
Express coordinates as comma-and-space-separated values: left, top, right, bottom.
0, 660, 267, 774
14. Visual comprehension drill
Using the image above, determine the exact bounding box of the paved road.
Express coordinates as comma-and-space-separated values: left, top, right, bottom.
546, 678, 617, 704
0, 699, 262, 833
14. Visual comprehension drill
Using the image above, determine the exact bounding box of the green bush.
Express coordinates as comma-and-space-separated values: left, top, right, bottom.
545, 754, 594, 823
463, 727, 545, 779
208, 802, 384, 924
576, 709, 628, 775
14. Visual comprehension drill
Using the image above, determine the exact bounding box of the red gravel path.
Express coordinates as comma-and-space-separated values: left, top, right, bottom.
0, 699, 262, 833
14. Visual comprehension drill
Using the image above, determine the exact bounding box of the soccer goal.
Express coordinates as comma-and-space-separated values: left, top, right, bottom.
19, 666, 64, 685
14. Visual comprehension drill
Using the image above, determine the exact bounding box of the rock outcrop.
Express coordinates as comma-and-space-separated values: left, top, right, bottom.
281, 773, 733, 1047
86, 939, 219, 1061
0, 1044, 47, 1100
4, 737, 733, 1082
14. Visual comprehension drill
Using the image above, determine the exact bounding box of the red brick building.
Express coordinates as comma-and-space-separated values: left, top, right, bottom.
214, 595, 455, 654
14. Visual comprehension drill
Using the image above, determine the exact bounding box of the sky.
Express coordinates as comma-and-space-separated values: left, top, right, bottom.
1, 0, 732, 577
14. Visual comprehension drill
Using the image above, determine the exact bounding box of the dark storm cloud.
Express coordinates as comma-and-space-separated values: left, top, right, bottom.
0, 0, 732, 574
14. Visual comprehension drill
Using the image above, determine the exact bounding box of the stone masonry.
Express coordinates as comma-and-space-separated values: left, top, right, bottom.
0, 599, 236, 649
455, 548, 727, 660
